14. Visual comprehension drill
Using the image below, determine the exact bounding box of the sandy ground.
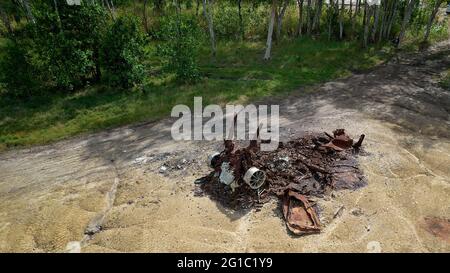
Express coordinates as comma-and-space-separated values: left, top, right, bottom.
0, 43, 449, 253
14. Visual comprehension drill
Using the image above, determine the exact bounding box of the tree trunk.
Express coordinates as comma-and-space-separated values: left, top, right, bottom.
276, 0, 288, 41
0, 4, 13, 34
350, 0, 353, 16
238, 0, 244, 40
143, 0, 148, 33
339, 0, 344, 40
196, 0, 200, 16
21, 0, 35, 24
297, 0, 304, 36
104, 0, 116, 20
423, 0, 443, 42
53, 0, 62, 32
203, 0, 216, 57
306, 0, 312, 35
386, 0, 398, 40
110, 0, 116, 15
328, 0, 335, 40
176, 0, 181, 13
398, 0, 417, 47
351, 0, 358, 38
378, 0, 387, 42
312, 0, 323, 33
264, 0, 277, 60
371, 3, 380, 42
363, 1, 372, 48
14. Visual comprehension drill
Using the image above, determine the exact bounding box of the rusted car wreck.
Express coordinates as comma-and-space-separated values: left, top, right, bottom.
196, 125, 366, 236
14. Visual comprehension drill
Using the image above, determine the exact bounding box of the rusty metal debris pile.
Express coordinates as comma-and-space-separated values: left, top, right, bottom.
195, 128, 367, 235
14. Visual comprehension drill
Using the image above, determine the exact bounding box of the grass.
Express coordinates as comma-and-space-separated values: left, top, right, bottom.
0, 38, 388, 151
439, 69, 450, 90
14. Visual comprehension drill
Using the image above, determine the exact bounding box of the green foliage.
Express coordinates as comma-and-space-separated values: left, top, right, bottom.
0, 38, 387, 150
211, 2, 267, 40
212, 3, 241, 39
0, 37, 40, 98
31, 1, 107, 89
158, 14, 201, 82
100, 15, 147, 88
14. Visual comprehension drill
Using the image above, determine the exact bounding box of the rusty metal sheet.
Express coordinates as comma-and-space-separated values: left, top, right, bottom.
282, 190, 321, 235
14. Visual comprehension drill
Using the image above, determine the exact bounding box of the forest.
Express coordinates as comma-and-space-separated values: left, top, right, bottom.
0, 0, 448, 150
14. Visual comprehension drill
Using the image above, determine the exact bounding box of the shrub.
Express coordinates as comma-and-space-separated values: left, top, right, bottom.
100, 15, 147, 88
209, 2, 267, 40
212, 3, 241, 39
31, 1, 107, 89
158, 14, 201, 82
0, 37, 40, 98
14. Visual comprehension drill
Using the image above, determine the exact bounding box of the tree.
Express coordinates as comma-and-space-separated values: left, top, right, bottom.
296, 0, 304, 36
338, 0, 344, 40
306, 0, 312, 35
101, 14, 146, 88
158, 13, 201, 82
202, 0, 216, 57
363, 0, 373, 48
19, 0, 35, 24
276, 0, 289, 41
104, 0, 116, 20
312, 0, 323, 33
385, 0, 398, 40
0, 3, 13, 34
238, 0, 244, 39
153, 0, 165, 13
378, 0, 387, 42
398, 0, 418, 47
423, 0, 443, 42
143, 0, 148, 33
264, 0, 277, 60
31, 1, 108, 89
371, 2, 380, 43
351, 0, 359, 37
0, 37, 40, 98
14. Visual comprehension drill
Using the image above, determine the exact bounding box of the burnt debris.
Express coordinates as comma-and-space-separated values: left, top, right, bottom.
195, 128, 367, 236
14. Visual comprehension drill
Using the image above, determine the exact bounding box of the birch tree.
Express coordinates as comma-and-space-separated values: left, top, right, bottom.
339, 0, 344, 40
371, 1, 380, 42
264, 0, 277, 60
276, 0, 289, 41
202, 0, 216, 57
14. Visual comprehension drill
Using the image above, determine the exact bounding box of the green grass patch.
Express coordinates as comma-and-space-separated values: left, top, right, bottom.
0, 38, 386, 151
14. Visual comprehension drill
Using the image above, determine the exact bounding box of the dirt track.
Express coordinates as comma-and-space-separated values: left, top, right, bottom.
0, 43, 449, 253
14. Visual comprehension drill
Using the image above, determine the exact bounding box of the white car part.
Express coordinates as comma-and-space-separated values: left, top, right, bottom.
207, 152, 221, 168
219, 162, 235, 186
243, 167, 266, 189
